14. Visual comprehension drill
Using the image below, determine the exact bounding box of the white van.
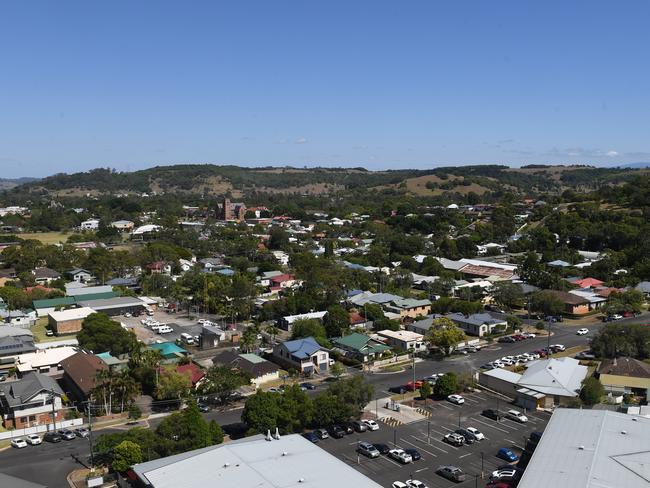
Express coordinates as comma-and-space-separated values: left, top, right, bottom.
157, 325, 173, 334
180, 332, 195, 345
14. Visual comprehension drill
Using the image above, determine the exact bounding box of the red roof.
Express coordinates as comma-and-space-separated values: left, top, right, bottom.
147, 261, 166, 270
349, 311, 366, 325
175, 363, 205, 386
270, 274, 294, 284
570, 277, 605, 288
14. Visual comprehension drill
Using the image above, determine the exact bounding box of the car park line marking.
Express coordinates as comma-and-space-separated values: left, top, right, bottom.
410, 435, 449, 454
399, 437, 438, 458
415, 467, 429, 473
377, 455, 405, 468
462, 397, 480, 404
438, 403, 455, 411
459, 453, 472, 459
470, 417, 511, 433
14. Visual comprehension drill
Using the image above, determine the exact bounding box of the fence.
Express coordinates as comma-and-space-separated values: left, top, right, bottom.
0, 417, 83, 441
371, 354, 413, 368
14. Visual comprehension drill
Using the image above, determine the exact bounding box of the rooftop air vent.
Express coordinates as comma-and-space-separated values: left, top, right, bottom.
282, 451, 288, 456
298, 479, 305, 483
621, 430, 627, 435
578, 445, 585, 450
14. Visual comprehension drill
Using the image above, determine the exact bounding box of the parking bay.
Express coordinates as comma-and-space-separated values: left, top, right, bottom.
316, 391, 550, 488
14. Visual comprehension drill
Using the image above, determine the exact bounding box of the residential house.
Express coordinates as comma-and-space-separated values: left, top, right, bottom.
597, 357, 650, 397
278, 311, 328, 332
106, 277, 140, 291
568, 277, 605, 289
376, 329, 426, 352
66, 268, 94, 284
80, 219, 100, 230
111, 220, 135, 231
0, 371, 64, 429
15, 346, 78, 378
272, 337, 330, 374
212, 350, 280, 387
516, 357, 588, 409
32, 267, 61, 284
383, 297, 432, 320
60, 352, 109, 403
199, 326, 226, 350
0, 268, 17, 287
163, 363, 206, 389
271, 250, 290, 266
269, 274, 298, 292
0, 327, 36, 365
447, 312, 507, 337
542, 290, 591, 315
332, 333, 390, 363
348, 311, 371, 330
0, 308, 37, 328
95, 351, 129, 372
146, 261, 172, 275
149, 342, 189, 364
199, 257, 224, 272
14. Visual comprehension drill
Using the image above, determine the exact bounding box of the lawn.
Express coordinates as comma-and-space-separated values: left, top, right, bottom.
31, 318, 63, 343
16, 232, 70, 244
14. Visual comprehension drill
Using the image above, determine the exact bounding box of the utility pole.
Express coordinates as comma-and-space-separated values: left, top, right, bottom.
50, 389, 57, 431
87, 402, 94, 469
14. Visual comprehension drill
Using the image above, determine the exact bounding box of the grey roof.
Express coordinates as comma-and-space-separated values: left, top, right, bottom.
517, 357, 588, 397
132, 433, 383, 488
76, 296, 144, 310
0, 326, 33, 339
0, 472, 48, 488
519, 409, 650, 488
65, 284, 113, 297
635, 281, 650, 294
0, 371, 63, 408
447, 312, 506, 327
0, 335, 36, 357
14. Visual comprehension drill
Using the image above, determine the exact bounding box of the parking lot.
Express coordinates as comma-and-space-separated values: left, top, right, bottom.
119, 310, 214, 345
315, 390, 550, 488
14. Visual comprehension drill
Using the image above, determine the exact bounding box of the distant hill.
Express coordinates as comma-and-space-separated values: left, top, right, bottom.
0, 177, 39, 191
5, 164, 646, 198
614, 162, 650, 169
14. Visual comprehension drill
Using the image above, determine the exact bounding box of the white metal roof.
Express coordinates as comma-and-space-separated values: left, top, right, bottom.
48, 307, 95, 322
517, 357, 588, 397
482, 368, 523, 383
519, 409, 650, 488
15, 346, 78, 372
133, 433, 383, 488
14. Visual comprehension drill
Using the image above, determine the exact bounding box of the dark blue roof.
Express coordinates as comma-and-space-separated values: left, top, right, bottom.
282, 337, 322, 359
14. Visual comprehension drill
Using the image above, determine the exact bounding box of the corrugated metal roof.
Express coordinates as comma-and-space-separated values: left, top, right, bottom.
519, 409, 650, 488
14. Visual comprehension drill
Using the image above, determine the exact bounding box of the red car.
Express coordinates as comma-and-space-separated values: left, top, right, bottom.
405, 380, 424, 391
512, 334, 526, 341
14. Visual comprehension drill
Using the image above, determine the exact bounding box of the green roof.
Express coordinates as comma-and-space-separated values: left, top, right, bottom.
33, 297, 76, 309
334, 332, 390, 355
33, 291, 121, 310
240, 353, 266, 364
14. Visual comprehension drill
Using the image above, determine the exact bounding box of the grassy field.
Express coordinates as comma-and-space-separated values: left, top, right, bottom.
31, 318, 63, 343
16, 232, 70, 244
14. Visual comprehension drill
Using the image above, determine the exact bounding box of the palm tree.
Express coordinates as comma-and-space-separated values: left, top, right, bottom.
239, 328, 257, 353
265, 323, 280, 345
115, 370, 141, 413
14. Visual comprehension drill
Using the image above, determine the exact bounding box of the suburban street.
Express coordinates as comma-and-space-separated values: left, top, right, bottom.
0, 312, 647, 487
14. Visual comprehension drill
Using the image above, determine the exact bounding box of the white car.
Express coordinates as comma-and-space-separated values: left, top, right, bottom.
500, 358, 514, 366
447, 394, 465, 405
492, 360, 505, 368
362, 419, 379, 431
506, 409, 528, 423
551, 344, 566, 352
577, 328, 589, 335
389, 449, 413, 464
528, 352, 540, 360
611, 314, 623, 320
522, 332, 536, 338
26, 434, 42, 445
392, 483, 408, 488
406, 480, 428, 488
11, 438, 28, 448
466, 427, 484, 440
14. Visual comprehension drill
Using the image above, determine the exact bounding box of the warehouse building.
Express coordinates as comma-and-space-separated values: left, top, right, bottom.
75, 296, 145, 316
48, 307, 95, 335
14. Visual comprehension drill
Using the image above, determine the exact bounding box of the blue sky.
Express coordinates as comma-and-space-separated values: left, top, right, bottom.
1, 1, 649, 178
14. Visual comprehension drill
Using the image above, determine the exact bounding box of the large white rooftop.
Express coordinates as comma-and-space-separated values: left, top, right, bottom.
133, 433, 383, 488
48, 307, 95, 322
519, 408, 650, 488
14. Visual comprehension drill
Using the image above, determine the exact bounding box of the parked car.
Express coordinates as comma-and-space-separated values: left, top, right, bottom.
443, 433, 465, 446
496, 448, 519, 462
11, 438, 28, 449
299, 382, 316, 390
522, 332, 536, 339
498, 336, 516, 343
389, 448, 413, 464
26, 434, 42, 445
392, 482, 408, 488
357, 441, 380, 458
302, 431, 320, 443
506, 409, 528, 423
405, 480, 428, 488
575, 351, 596, 360
550, 344, 566, 352
352, 420, 368, 432
455, 429, 476, 444
482, 409, 502, 421
435, 465, 466, 483
404, 448, 421, 461
198, 403, 210, 413
57, 429, 76, 440
341, 423, 354, 435
466, 427, 484, 440
577, 328, 589, 335
363, 419, 379, 431
611, 314, 623, 320
328, 425, 346, 439
45, 329, 54, 336
315, 428, 329, 439
447, 394, 465, 405
512, 334, 526, 341
43, 432, 62, 443
405, 380, 424, 391
373, 443, 391, 455
74, 428, 90, 438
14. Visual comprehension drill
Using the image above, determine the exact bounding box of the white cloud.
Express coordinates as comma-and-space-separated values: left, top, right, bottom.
606, 150, 619, 157
294, 137, 308, 144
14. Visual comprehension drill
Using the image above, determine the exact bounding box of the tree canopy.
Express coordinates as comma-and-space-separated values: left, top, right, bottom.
77, 313, 135, 356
